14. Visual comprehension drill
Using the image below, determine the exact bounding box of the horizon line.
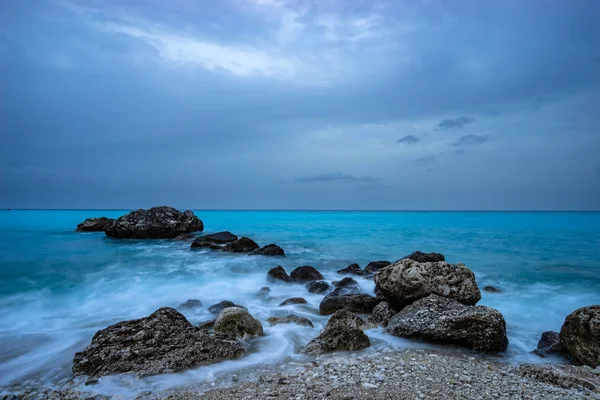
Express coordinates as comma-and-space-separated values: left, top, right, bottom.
2, 208, 600, 213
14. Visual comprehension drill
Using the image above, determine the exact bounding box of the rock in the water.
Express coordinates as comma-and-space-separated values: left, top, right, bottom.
208, 301, 247, 315
223, 236, 260, 253
251, 244, 285, 256
267, 266, 292, 283
560, 305, 600, 367
301, 310, 370, 355
72, 307, 244, 378
363, 261, 391, 275
279, 297, 308, 306
104, 207, 203, 239
306, 281, 330, 294
173, 233, 196, 241
332, 277, 359, 288
290, 266, 324, 283
319, 293, 380, 315
374, 259, 481, 309
337, 263, 362, 275
256, 287, 271, 298
402, 251, 445, 263
76, 217, 115, 232
191, 231, 238, 248
177, 299, 202, 309
330, 277, 360, 295
213, 307, 264, 339
268, 315, 314, 328
484, 286, 502, 293
534, 331, 563, 357
387, 294, 508, 353
369, 301, 397, 327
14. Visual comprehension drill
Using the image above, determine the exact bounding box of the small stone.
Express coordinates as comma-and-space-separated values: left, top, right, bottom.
362, 382, 377, 389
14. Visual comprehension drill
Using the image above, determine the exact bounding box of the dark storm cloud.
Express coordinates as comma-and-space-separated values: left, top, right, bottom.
453, 135, 490, 147
294, 173, 377, 183
435, 116, 475, 131
397, 135, 420, 144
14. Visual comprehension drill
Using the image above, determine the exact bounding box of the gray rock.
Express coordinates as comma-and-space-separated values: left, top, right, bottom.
251, 244, 285, 256
534, 331, 563, 357
387, 294, 508, 353
374, 259, 481, 309
267, 266, 292, 283
560, 305, 600, 367
213, 307, 264, 339
337, 263, 362, 275
268, 315, 314, 328
191, 231, 238, 248
401, 251, 445, 263
208, 301, 247, 315
301, 310, 370, 355
279, 297, 308, 306
72, 307, 244, 378
177, 299, 202, 309
290, 266, 324, 282
223, 236, 260, 253
76, 217, 115, 232
369, 301, 397, 327
104, 207, 203, 239
319, 293, 380, 315
306, 281, 330, 294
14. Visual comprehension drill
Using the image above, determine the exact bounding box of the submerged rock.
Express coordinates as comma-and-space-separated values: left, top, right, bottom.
76, 217, 115, 232
369, 301, 398, 327
560, 305, 600, 367
213, 307, 263, 339
332, 277, 359, 288
177, 299, 202, 309
173, 233, 196, 241
363, 260, 391, 275
256, 287, 271, 298
337, 263, 362, 275
301, 310, 370, 355
401, 251, 445, 263
279, 297, 308, 306
306, 281, 330, 294
387, 294, 508, 353
104, 206, 203, 239
484, 286, 502, 293
223, 236, 260, 253
72, 307, 244, 378
267, 266, 292, 283
191, 231, 238, 248
208, 301, 247, 315
251, 244, 285, 256
290, 266, 324, 283
268, 315, 314, 328
374, 259, 481, 309
319, 293, 380, 315
534, 331, 563, 357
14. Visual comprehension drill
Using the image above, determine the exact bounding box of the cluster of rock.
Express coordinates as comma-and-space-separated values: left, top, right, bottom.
190, 232, 284, 256
336, 251, 445, 277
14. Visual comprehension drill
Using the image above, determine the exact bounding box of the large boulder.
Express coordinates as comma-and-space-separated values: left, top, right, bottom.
534, 331, 563, 357
306, 281, 330, 294
76, 217, 115, 232
387, 294, 508, 353
401, 251, 445, 263
363, 261, 391, 275
223, 237, 260, 253
213, 307, 264, 339
251, 244, 285, 256
319, 293, 380, 315
369, 301, 398, 327
267, 266, 292, 283
290, 266, 324, 283
104, 207, 203, 239
191, 231, 238, 248
72, 307, 244, 378
268, 315, 314, 328
560, 305, 600, 367
301, 310, 370, 355
374, 259, 481, 308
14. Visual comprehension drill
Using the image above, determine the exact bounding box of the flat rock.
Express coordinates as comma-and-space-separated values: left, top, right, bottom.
213, 307, 264, 339
267, 266, 292, 283
223, 236, 260, 253
76, 217, 115, 232
319, 293, 380, 315
306, 281, 330, 294
290, 266, 324, 283
268, 315, 314, 328
301, 310, 370, 355
104, 207, 203, 239
560, 305, 600, 367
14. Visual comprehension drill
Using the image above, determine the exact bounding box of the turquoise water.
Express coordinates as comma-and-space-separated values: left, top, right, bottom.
1, 210, 599, 394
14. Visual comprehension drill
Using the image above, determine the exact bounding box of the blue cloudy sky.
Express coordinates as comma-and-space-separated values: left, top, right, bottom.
1, 0, 599, 210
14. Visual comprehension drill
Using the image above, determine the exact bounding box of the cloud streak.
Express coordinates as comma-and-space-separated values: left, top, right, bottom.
436, 116, 475, 131
453, 134, 490, 146
397, 134, 420, 144
294, 172, 377, 183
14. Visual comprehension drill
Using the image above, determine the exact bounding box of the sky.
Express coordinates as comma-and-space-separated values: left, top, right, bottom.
1, 0, 600, 210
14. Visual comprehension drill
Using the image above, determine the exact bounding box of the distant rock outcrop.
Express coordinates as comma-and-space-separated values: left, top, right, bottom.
104, 206, 203, 239
76, 217, 115, 232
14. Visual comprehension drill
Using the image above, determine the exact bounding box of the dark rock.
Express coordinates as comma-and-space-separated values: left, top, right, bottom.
331, 286, 361, 296
208, 301, 247, 315
534, 331, 563, 357
319, 293, 380, 315
198, 320, 216, 330
364, 260, 391, 274
369, 301, 398, 327
484, 286, 502, 293
374, 258, 481, 309
301, 310, 370, 355
387, 294, 508, 353
402, 251, 445, 263
332, 277, 359, 288
267, 266, 292, 283
251, 244, 285, 256
223, 236, 260, 253
76, 217, 115, 232
337, 263, 362, 275
279, 297, 308, 306
191, 231, 238, 248
177, 299, 202, 309
290, 266, 324, 283
256, 287, 271, 298
85, 378, 99, 386
560, 305, 600, 367
268, 315, 314, 328
72, 307, 244, 378
213, 307, 263, 339
306, 281, 330, 294
104, 207, 203, 239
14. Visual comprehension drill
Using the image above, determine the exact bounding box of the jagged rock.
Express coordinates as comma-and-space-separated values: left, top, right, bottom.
374, 259, 481, 309
534, 331, 563, 357
76, 217, 115, 232
279, 297, 308, 306
387, 294, 508, 353
337, 263, 362, 275
363, 261, 391, 275
177, 299, 202, 309
401, 251, 445, 263
267, 266, 292, 283
72, 307, 244, 378
251, 244, 285, 256
104, 207, 203, 239
301, 310, 370, 355
208, 301, 247, 315
319, 293, 380, 315
560, 305, 600, 367
306, 281, 330, 294
191, 231, 238, 248
268, 315, 314, 328
484, 286, 502, 293
223, 236, 260, 253
369, 301, 398, 327
290, 266, 324, 283
213, 307, 263, 339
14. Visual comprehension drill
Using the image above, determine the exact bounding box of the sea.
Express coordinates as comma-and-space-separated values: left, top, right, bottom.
0, 210, 599, 396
